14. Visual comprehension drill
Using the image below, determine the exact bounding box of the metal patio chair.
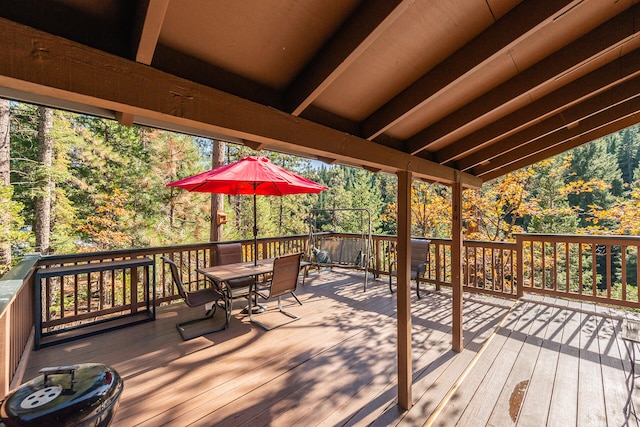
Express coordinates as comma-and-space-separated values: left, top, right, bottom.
213, 242, 254, 311
162, 256, 230, 340
249, 252, 303, 330
389, 239, 430, 299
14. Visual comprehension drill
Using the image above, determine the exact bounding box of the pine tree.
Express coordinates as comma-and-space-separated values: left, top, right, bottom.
567, 139, 623, 228
34, 107, 54, 254
615, 127, 640, 185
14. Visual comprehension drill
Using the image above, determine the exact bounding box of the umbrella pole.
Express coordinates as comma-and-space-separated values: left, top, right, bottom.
253, 191, 258, 266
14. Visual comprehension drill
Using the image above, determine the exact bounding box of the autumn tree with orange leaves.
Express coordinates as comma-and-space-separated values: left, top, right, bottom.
77, 189, 135, 251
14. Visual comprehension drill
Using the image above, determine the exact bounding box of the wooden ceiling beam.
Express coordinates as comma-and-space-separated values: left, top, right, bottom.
406, 3, 640, 155
457, 74, 640, 171
285, 0, 410, 116
114, 111, 134, 126
473, 95, 640, 178
360, 0, 576, 141
436, 47, 640, 164
116, 0, 169, 125
243, 141, 267, 151
0, 18, 481, 188
480, 113, 640, 181
133, 0, 169, 64
317, 156, 337, 165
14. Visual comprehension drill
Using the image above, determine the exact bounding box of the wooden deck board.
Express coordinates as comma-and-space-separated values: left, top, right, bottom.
547, 305, 581, 427
19, 270, 637, 426
430, 302, 522, 426
455, 300, 536, 426
577, 309, 607, 426
599, 312, 635, 427
516, 302, 563, 427
395, 297, 513, 427
617, 311, 640, 426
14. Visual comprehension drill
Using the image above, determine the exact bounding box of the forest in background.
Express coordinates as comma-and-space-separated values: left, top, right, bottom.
3, 100, 640, 277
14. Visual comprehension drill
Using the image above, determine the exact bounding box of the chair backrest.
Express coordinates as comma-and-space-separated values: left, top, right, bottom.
269, 253, 303, 298
214, 243, 243, 266
410, 239, 430, 271
161, 256, 188, 300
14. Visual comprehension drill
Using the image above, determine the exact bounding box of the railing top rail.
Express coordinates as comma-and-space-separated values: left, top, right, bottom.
36, 235, 311, 266
0, 254, 39, 317
515, 233, 640, 243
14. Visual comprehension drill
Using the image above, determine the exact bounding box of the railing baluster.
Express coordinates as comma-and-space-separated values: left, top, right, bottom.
74, 272, 79, 315
622, 245, 627, 301
592, 245, 597, 296
131, 267, 138, 314
606, 244, 612, 300
637, 245, 640, 303
578, 243, 583, 295
565, 242, 570, 294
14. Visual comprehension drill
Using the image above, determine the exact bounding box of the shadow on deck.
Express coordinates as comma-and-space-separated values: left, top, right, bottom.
21, 269, 637, 426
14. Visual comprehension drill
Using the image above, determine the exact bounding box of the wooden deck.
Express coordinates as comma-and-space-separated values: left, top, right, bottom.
20, 270, 640, 426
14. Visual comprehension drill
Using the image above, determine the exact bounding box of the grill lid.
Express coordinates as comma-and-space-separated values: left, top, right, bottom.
0, 363, 123, 427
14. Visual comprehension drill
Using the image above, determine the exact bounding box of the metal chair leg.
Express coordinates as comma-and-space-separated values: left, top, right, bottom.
176, 298, 229, 341
291, 291, 302, 305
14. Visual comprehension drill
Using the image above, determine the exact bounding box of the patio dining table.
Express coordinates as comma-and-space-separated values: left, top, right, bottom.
197, 259, 278, 283
196, 258, 309, 313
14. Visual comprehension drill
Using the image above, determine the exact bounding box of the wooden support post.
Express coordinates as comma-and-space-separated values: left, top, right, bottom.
396, 169, 413, 410
452, 173, 463, 352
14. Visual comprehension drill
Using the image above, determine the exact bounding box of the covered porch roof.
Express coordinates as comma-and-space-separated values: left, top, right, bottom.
2, 0, 639, 185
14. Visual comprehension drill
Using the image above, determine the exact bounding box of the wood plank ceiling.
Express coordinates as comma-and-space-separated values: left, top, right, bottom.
1, 0, 640, 185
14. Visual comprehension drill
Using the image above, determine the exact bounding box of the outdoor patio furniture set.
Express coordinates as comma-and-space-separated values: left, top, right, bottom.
163, 242, 304, 340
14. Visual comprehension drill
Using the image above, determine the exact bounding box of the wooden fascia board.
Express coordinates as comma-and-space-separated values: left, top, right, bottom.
406, 3, 640, 155
457, 73, 640, 171
361, 0, 575, 140
480, 113, 640, 181
474, 96, 640, 178
0, 18, 481, 188
436, 48, 640, 164
285, 0, 408, 116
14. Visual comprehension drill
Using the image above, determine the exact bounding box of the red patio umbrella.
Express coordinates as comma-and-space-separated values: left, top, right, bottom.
167, 156, 328, 265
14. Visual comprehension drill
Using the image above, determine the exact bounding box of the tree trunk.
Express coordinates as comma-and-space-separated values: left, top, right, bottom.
35, 106, 54, 254
0, 98, 11, 267
210, 139, 225, 242
0, 99, 9, 186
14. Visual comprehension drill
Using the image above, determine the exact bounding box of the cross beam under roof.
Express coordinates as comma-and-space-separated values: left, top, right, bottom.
0, 17, 480, 188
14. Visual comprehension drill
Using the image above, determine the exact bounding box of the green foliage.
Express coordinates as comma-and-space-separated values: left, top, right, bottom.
524, 156, 579, 234
312, 165, 385, 234
0, 184, 29, 274
7, 100, 640, 282
566, 139, 623, 227
611, 128, 640, 185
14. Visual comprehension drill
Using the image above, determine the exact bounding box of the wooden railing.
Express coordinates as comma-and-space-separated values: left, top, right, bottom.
0, 254, 38, 397
370, 236, 518, 297
516, 233, 640, 308
4, 232, 640, 397
37, 235, 308, 329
